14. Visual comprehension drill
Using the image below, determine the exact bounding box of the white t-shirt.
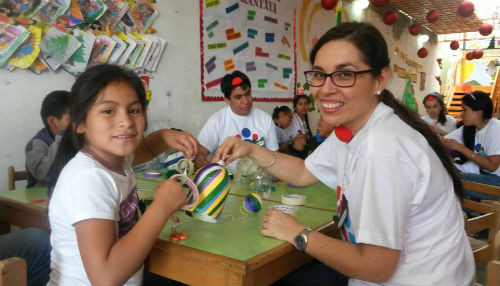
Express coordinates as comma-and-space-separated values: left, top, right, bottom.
446, 118, 500, 176
198, 106, 279, 169
421, 114, 457, 135
48, 152, 142, 286
305, 103, 474, 286
276, 115, 302, 144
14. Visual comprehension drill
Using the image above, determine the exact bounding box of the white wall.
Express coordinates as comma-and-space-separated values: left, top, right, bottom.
0, 0, 439, 189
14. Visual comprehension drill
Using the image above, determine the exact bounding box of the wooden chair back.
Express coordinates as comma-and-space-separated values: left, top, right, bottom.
0, 257, 26, 286
7, 166, 27, 191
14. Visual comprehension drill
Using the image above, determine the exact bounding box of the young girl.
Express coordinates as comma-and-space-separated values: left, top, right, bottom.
214, 22, 474, 285
421, 92, 457, 136
272, 105, 294, 152
444, 91, 500, 188
293, 94, 312, 138
47, 65, 199, 286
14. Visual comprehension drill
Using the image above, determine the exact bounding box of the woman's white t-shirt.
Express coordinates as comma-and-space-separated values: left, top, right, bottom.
421, 114, 457, 135
48, 152, 142, 286
305, 103, 474, 286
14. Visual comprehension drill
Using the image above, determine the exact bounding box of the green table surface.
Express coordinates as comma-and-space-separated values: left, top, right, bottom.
0, 187, 49, 209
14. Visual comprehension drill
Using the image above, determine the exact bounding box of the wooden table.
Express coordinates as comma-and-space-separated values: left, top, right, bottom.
0, 175, 337, 286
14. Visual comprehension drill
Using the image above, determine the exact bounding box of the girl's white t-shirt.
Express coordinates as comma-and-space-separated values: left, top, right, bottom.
48, 152, 142, 286
305, 103, 474, 286
421, 114, 457, 135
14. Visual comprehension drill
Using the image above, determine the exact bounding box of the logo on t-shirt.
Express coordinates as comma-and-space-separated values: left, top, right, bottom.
474, 144, 486, 157
118, 186, 139, 237
235, 127, 264, 146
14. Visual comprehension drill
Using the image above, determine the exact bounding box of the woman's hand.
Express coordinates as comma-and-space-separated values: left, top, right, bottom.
291, 134, 306, 151
212, 136, 253, 164
163, 130, 199, 159
153, 178, 187, 212
261, 209, 304, 243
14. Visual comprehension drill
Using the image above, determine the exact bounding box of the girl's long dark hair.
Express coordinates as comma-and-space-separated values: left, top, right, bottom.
423, 92, 447, 125
310, 22, 464, 200
46, 65, 147, 194
293, 94, 312, 137
457, 91, 493, 164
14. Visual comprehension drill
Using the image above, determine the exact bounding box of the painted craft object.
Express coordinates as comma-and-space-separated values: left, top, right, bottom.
187, 163, 232, 223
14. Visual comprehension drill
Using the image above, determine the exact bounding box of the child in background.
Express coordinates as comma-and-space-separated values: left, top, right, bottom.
308, 115, 335, 152
47, 65, 199, 286
272, 105, 293, 152
421, 92, 456, 136
25, 90, 71, 188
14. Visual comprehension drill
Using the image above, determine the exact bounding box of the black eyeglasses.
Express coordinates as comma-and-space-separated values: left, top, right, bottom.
304, 69, 373, 87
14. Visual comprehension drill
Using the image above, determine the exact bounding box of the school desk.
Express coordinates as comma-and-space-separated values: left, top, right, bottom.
0, 178, 337, 286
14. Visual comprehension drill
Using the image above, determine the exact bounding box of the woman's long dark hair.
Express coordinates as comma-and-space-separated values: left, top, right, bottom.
310, 22, 464, 200
293, 94, 312, 137
46, 65, 147, 194
423, 92, 447, 125
457, 91, 493, 164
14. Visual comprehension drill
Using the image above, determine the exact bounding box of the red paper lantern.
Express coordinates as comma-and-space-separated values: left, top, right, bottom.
450, 40, 460, 50
465, 52, 474, 60
479, 23, 493, 36
426, 10, 440, 23
369, 0, 389, 7
417, 48, 428, 58
409, 24, 421, 36
321, 0, 338, 10
473, 49, 483, 59
383, 11, 398, 25
457, 1, 474, 18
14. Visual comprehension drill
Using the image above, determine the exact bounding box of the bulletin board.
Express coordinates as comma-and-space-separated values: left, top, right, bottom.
200, 0, 296, 102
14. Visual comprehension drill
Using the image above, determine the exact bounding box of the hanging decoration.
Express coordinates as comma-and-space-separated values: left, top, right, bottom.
457, 1, 475, 18
321, 0, 338, 10
479, 23, 493, 36
403, 75, 418, 112
409, 24, 421, 36
466, 51, 474, 60
383, 11, 398, 25
426, 10, 439, 23
450, 40, 460, 50
369, 0, 389, 7
417, 47, 428, 58
472, 49, 483, 59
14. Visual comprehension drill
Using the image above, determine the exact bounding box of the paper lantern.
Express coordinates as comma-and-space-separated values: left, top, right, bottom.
426, 10, 440, 23
457, 1, 474, 18
466, 52, 474, 60
473, 49, 483, 59
450, 40, 460, 50
383, 11, 398, 25
369, 0, 389, 7
321, 0, 338, 10
479, 23, 493, 36
409, 24, 421, 36
417, 48, 428, 58
187, 163, 232, 223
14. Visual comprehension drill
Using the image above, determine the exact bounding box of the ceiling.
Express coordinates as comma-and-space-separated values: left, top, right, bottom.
388, 0, 484, 35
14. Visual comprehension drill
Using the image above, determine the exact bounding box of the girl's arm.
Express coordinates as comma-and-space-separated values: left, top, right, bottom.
213, 136, 317, 186
443, 138, 500, 172
133, 129, 198, 166
75, 178, 186, 286
262, 209, 400, 282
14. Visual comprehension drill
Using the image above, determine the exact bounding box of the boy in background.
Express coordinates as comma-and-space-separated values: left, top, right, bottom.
25, 90, 70, 187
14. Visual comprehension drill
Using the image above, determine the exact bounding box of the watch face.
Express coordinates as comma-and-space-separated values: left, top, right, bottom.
294, 234, 306, 251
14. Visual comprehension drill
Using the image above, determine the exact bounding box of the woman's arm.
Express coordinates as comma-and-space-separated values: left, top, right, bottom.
75, 179, 186, 286
443, 138, 500, 172
213, 136, 317, 186
262, 209, 400, 283
133, 129, 198, 166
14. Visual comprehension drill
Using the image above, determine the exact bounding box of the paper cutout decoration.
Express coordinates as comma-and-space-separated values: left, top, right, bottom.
40, 26, 81, 70
97, 0, 128, 30
8, 25, 41, 68
0, 21, 29, 67
0, 0, 44, 17
78, 0, 107, 24
62, 29, 95, 75
63, 1, 85, 27
31, 0, 70, 23
28, 57, 48, 74
128, 0, 158, 34
87, 34, 115, 67
402, 76, 418, 112
116, 33, 136, 66
125, 33, 143, 68
108, 34, 126, 64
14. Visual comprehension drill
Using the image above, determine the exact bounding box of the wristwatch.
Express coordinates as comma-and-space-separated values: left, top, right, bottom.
293, 226, 312, 252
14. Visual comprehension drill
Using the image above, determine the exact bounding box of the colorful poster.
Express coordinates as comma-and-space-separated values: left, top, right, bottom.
201, 0, 295, 101
128, 0, 157, 34
77, 0, 107, 24
97, 0, 128, 30
8, 24, 41, 68
0, 21, 29, 67
87, 34, 115, 66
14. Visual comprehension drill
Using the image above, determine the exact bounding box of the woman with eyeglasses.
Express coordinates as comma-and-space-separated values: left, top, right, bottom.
421, 92, 457, 136
444, 91, 500, 190
213, 22, 473, 285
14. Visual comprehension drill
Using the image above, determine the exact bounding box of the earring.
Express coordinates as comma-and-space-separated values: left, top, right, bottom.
376, 91, 381, 95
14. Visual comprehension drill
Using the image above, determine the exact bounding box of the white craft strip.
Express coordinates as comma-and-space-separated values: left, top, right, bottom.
281, 194, 306, 206
271, 204, 297, 216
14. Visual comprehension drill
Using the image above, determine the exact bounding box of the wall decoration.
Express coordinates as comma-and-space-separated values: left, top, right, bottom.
419, 71, 426, 91
62, 29, 95, 75
128, 0, 158, 34
8, 24, 41, 69
0, 20, 29, 67
39, 26, 81, 70
200, 0, 296, 102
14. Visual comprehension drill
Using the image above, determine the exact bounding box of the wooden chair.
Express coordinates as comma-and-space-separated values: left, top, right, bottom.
7, 166, 27, 191
485, 231, 500, 286
0, 257, 26, 286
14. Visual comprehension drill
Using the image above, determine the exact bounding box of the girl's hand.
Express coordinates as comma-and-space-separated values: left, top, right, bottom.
292, 134, 306, 151
153, 178, 187, 212
261, 209, 304, 243
442, 138, 464, 152
164, 130, 199, 159
212, 136, 252, 164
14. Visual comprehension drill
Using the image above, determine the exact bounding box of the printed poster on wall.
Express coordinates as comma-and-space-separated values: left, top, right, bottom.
201, 0, 296, 101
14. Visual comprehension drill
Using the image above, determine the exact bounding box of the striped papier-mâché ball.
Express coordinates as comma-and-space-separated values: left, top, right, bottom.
187, 163, 232, 223
243, 192, 262, 213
